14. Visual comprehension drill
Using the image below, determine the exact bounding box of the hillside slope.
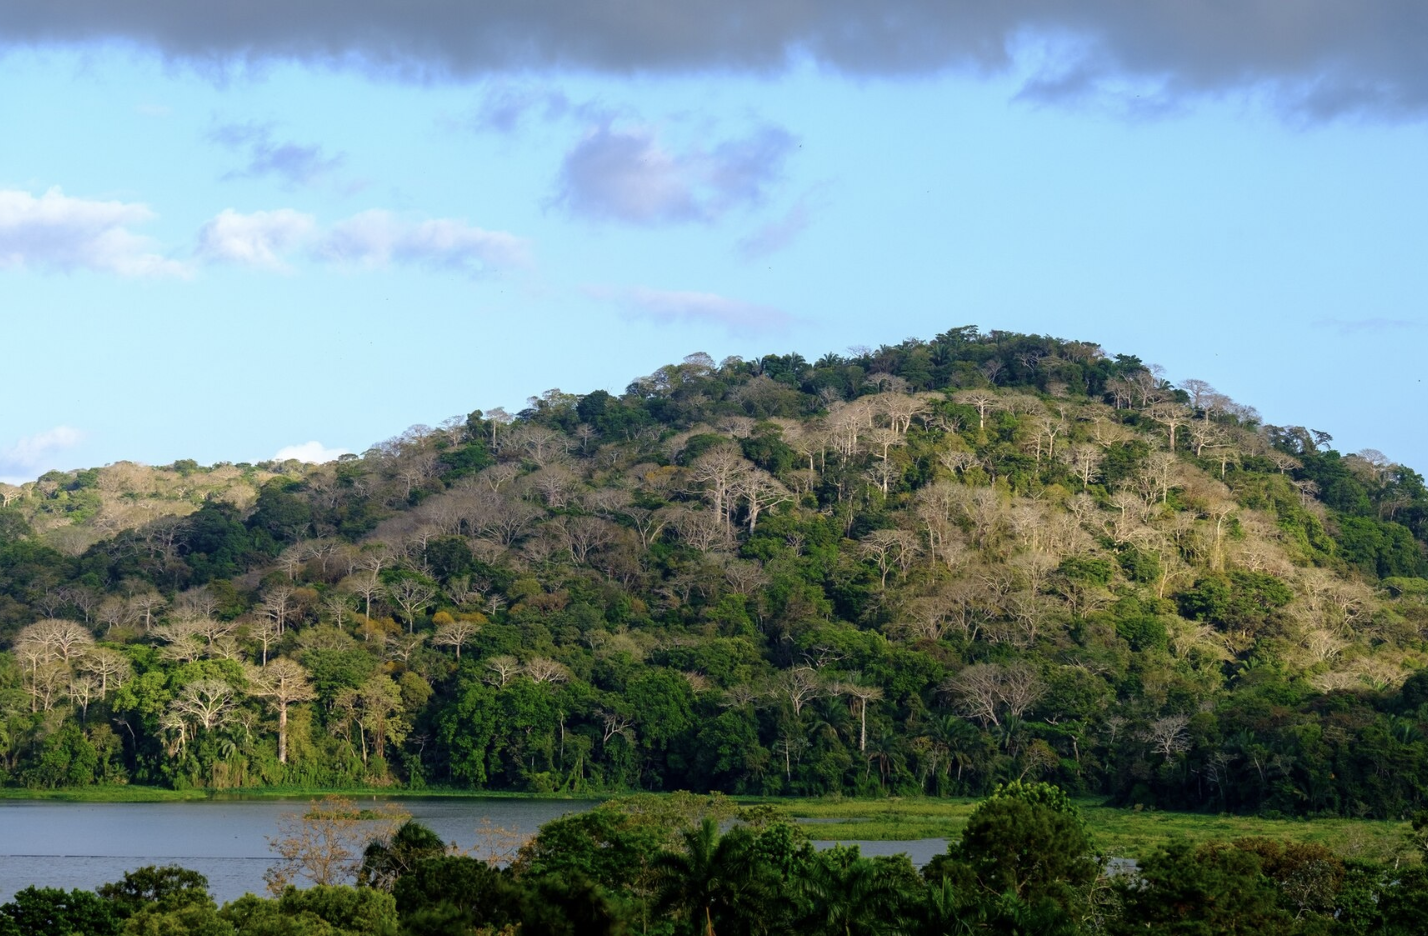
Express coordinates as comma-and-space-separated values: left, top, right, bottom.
4, 326, 1428, 816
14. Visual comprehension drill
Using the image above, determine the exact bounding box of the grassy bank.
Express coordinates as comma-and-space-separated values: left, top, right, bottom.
774, 797, 1412, 863
0, 786, 212, 803
0, 786, 607, 803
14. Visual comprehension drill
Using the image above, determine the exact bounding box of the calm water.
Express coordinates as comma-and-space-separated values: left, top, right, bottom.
0, 798, 947, 903
0, 797, 596, 903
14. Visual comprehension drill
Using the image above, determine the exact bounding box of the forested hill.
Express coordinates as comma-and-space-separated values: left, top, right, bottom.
6, 326, 1428, 817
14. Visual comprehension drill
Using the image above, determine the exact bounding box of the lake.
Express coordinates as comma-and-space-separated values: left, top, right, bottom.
0, 797, 593, 903
0, 798, 948, 902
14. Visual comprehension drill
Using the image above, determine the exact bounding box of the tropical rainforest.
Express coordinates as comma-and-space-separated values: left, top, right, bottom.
5, 326, 1428, 818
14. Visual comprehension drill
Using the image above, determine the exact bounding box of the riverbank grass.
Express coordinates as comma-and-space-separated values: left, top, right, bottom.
775, 797, 1411, 862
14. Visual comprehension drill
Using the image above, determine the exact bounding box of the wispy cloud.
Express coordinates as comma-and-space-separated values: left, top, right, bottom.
0, 426, 84, 483
470, 83, 573, 134
209, 121, 346, 188
274, 441, 351, 464
1313, 317, 1423, 335
554, 121, 795, 225
192, 208, 532, 277
587, 285, 799, 337
316, 210, 533, 276
0, 188, 186, 277
196, 208, 316, 271
736, 184, 827, 259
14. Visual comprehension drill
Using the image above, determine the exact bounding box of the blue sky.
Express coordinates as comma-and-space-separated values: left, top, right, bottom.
2, 4, 1426, 483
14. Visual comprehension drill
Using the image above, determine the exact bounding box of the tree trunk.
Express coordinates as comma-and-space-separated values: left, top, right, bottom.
278, 703, 289, 764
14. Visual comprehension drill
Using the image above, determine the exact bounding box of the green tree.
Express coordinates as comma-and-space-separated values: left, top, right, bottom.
1111, 840, 1297, 936
0, 886, 121, 936
936, 781, 1099, 912
653, 818, 775, 936
357, 820, 448, 891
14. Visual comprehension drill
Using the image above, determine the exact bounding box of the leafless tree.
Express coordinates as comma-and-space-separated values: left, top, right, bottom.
673, 507, 733, 552
859, 529, 921, 587
1064, 444, 1104, 486
687, 443, 752, 532
954, 390, 1000, 432
153, 620, 206, 663
322, 591, 355, 628
1140, 714, 1191, 761
387, 579, 437, 633
942, 662, 1044, 729
79, 647, 132, 699
1147, 401, 1192, 451
264, 796, 409, 893
16, 618, 94, 664
342, 570, 384, 620
524, 657, 571, 684
733, 469, 794, 531
95, 596, 137, 637
127, 591, 168, 631
553, 515, 617, 563
246, 658, 317, 764
769, 667, 822, 717
833, 681, 884, 752
620, 505, 678, 549
168, 678, 241, 734
485, 655, 521, 687
55, 584, 102, 623
599, 710, 635, 747
248, 616, 282, 666
432, 618, 483, 661
385, 632, 427, 665
261, 585, 297, 636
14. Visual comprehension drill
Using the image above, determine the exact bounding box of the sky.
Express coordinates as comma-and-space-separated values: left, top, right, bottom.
2, 2, 1426, 484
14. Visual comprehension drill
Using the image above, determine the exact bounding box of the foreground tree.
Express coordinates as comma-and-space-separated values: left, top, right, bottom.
654, 818, 774, 936
264, 797, 408, 893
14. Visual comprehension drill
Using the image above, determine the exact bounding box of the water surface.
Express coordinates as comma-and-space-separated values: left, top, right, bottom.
0, 797, 594, 903
0, 798, 947, 903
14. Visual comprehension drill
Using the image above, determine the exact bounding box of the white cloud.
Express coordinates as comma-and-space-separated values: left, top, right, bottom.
317, 210, 533, 276
587, 285, 799, 337
274, 441, 351, 464
0, 188, 186, 277
0, 426, 84, 482
192, 208, 531, 276
554, 122, 796, 225
196, 208, 317, 270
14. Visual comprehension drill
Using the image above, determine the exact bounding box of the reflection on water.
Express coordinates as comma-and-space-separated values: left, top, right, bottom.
0, 798, 948, 903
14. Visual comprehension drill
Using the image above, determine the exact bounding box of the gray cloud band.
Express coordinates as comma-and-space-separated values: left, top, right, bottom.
4, 1, 1427, 119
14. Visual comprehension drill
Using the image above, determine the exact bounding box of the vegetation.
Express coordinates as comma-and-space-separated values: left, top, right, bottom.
4, 327, 1428, 820
8, 784, 1428, 934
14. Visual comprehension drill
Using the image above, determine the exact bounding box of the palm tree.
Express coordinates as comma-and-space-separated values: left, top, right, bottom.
653, 818, 774, 936
357, 819, 448, 891
798, 846, 915, 936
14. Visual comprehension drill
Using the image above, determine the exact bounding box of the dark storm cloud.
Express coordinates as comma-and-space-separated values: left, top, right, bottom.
5, 2, 1428, 120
